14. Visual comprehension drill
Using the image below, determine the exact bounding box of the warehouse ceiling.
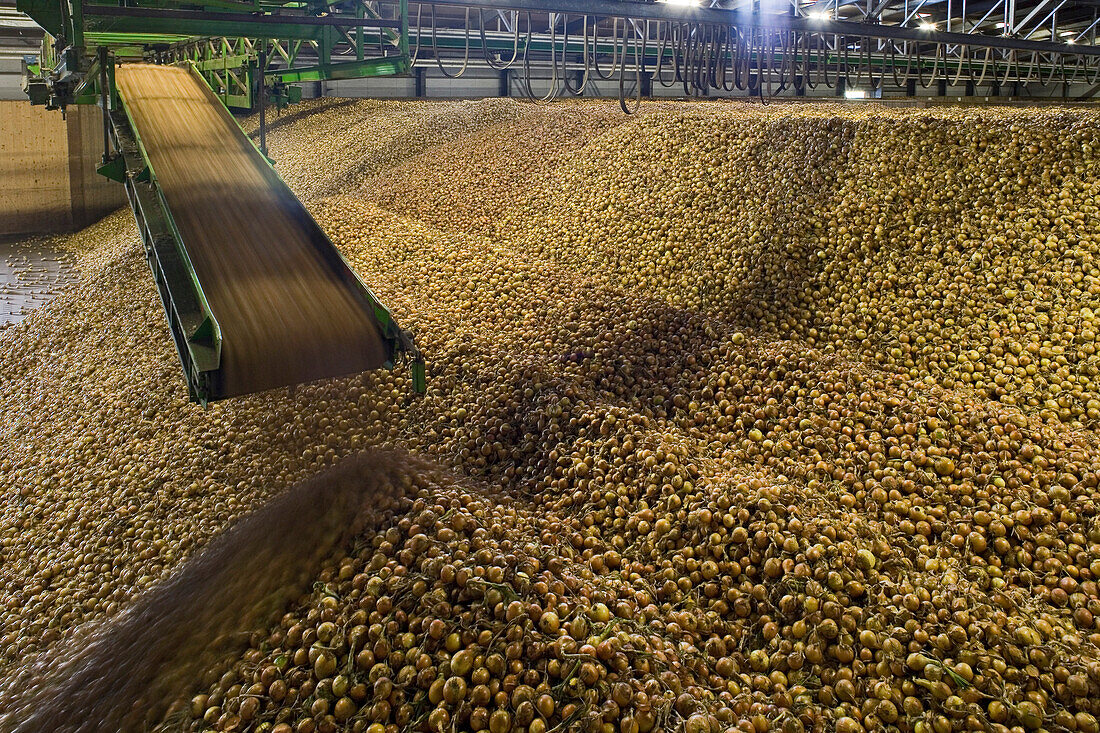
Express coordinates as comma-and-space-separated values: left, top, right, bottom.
420, 0, 1098, 46
2, 0, 1097, 56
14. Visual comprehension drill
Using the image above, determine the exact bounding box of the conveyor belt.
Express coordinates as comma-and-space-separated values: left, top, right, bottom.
114, 64, 394, 399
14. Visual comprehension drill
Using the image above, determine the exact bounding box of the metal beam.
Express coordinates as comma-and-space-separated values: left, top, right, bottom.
422, 0, 1100, 55
902, 0, 934, 24
82, 5, 401, 43
966, 0, 1003, 33
1020, 0, 1065, 38
1074, 13, 1100, 42
266, 53, 408, 81
1011, 0, 1052, 32
83, 5, 403, 27
868, 0, 901, 19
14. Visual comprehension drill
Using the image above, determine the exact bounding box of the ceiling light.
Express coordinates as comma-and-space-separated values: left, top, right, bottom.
919, 21, 936, 31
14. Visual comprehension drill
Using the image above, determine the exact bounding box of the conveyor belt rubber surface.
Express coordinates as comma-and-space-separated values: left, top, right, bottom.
115, 64, 389, 398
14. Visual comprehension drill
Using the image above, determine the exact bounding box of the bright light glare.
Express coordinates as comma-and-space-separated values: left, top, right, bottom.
663, 0, 700, 5
844, 89, 867, 99
919, 21, 937, 31
809, 10, 831, 20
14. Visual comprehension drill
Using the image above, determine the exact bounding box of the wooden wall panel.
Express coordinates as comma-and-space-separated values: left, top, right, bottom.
0, 101, 125, 235
68, 105, 126, 228
0, 101, 72, 234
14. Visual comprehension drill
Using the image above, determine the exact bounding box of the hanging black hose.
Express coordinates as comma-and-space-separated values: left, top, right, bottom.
410, 3, 424, 63
479, 7, 521, 70
917, 41, 944, 88
760, 29, 774, 99
848, 36, 870, 89
745, 27, 762, 95
592, 17, 621, 81
794, 31, 811, 92
618, 17, 645, 113
818, 33, 836, 89
890, 40, 913, 88
973, 45, 994, 88
775, 30, 796, 94
1020, 49, 1039, 85
521, 11, 560, 102
674, 22, 688, 86
718, 25, 737, 92
734, 26, 750, 91
431, 4, 471, 78
1064, 50, 1084, 84
655, 21, 677, 88
562, 13, 591, 95
709, 24, 727, 93
949, 43, 971, 88
841, 36, 853, 91
1042, 52, 1061, 86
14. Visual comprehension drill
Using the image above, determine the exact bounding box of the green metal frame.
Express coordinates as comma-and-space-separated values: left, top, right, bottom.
18, 0, 411, 111
165, 0, 409, 110
16, 0, 425, 398
104, 99, 223, 403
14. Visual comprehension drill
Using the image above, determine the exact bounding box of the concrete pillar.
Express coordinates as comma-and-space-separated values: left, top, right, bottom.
415, 67, 426, 98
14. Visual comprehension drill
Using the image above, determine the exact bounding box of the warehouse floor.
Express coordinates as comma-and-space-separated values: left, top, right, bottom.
0, 235, 76, 327
2, 98, 1100, 731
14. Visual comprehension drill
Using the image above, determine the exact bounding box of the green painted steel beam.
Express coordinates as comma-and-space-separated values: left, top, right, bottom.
110, 0, 266, 11
191, 52, 254, 71
16, 0, 64, 38
84, 14, 330, 41
214, 92, 252, 107
86, 32, 194, 44
267, 54, 409, 81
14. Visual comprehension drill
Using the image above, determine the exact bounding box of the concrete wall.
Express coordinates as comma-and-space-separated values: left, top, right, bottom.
0, 58, 25, 101
0, 101, 125, 235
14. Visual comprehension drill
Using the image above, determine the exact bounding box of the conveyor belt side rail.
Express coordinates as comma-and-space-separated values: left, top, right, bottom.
106, 106, 223, 404
185, 62, 426, 393
101, 62, 424, 402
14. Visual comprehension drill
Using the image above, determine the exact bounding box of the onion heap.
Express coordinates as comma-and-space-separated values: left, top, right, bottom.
0, 99, 1098, 733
